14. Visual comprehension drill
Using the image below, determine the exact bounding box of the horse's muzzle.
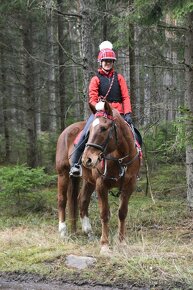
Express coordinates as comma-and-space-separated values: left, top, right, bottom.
82, 150, 101, 169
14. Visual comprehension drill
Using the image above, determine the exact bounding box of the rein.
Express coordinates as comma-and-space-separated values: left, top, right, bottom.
100, 148, 140, 181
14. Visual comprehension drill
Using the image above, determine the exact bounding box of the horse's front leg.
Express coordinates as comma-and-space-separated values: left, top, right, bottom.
96, 182, 111, 255
118, 177, 136, 242
57, 172, 69, 238
79, 180, 95, 234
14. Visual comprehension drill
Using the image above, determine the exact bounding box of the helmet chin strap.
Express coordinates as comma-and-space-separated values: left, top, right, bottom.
101, 67, 113, 74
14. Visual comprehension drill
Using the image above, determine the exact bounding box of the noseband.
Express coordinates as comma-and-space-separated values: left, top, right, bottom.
85, 112, 117, 154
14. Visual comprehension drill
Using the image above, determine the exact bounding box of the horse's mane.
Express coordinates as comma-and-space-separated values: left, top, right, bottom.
114, 109, 123, 119
112, 109, 132, 140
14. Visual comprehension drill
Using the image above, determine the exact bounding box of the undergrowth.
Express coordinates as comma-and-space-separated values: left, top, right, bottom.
0, 163, 192, 288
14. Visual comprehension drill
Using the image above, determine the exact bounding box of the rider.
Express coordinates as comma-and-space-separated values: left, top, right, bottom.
69, 40, 133, 177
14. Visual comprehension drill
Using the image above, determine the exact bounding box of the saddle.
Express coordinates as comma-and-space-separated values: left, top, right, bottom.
74, 130, 83, 146
134, 127, 142, 147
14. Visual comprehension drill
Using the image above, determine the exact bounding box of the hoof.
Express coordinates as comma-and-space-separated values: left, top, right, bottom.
100, 244, 112, 257
59, 222, 67, 238
81, 216, 92, 234
88, 232, 95, 241
119, 239, 127, 246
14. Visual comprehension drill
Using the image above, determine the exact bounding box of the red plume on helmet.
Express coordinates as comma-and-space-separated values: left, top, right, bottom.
97, 41, 116, 62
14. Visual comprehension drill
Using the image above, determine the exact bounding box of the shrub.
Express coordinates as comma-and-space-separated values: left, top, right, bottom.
0, 165, 56, 213
0, 165, 54, 196
143, 121, 186, 167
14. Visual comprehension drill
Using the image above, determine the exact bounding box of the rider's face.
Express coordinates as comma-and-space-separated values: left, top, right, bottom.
101, 59, 114, 71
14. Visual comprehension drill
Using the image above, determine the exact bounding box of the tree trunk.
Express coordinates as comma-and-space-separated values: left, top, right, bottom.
128, 22, 137, 124
184, 11, 193, 209
57, 0, 66, 131
22, 16, 37, 168
102, 1, 108, 40
0, 46, 11, 162
79, 0, 94, 119
46, 1, 57, 131
144, 71, 151, 126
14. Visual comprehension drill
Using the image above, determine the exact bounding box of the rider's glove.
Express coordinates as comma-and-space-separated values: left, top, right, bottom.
124, 113, 133, 125
95, 101, 105, 111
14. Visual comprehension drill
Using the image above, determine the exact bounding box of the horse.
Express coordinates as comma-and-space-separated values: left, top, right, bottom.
56, 100, 141, 255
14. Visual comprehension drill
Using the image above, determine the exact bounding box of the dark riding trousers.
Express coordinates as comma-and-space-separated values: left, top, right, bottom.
76, 114, 95, 151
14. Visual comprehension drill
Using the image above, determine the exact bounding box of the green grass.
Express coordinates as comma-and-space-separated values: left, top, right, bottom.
0, 164, 192, 288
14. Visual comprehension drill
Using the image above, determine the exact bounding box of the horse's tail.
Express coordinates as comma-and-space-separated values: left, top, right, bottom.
68, 176, 80, 233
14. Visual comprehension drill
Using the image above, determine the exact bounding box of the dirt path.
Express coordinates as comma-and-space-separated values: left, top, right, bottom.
0, 280, 151, 290
0, 273, 151, 290
0, 280, 122, 290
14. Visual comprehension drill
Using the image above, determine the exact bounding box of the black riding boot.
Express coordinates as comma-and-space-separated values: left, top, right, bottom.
69, 114, 94, 177
69, 146, 84, 177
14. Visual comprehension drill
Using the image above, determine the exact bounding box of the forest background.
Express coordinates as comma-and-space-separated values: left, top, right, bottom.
0, 1, 193, 288
0, 0, 193, 208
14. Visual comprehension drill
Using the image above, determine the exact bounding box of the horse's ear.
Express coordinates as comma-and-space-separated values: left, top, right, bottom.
104, 101, 113, 116
89, 103, 97, 114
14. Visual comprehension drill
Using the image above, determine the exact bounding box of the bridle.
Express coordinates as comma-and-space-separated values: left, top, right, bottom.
85, 111, 140, 180
86, 111, 117, 155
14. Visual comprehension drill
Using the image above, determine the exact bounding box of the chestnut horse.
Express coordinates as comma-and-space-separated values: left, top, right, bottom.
56, 101, 141, 255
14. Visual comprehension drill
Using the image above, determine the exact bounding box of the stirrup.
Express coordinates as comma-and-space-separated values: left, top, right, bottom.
69, 164, 82, 177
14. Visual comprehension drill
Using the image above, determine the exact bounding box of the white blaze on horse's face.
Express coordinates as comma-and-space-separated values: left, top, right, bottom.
92, 118, 100, 128
82, 118, 102, 168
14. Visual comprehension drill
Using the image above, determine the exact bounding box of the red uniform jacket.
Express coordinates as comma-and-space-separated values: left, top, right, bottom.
89, 68, 132, 114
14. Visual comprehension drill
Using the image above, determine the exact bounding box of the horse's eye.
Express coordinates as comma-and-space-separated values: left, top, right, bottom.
100, 126, 107, 132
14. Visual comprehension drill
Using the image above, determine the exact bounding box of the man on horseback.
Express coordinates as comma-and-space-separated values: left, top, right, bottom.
69, 40, 133, 177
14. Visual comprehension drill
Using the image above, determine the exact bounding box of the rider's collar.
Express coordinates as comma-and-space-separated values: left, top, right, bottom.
98, 68, 114, 77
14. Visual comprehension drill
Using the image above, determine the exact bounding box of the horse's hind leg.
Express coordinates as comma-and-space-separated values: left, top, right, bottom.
57, 171, 69, 238
79, 180, 95, 234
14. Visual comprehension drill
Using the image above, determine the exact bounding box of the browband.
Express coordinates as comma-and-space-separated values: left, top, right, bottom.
95, 111, 115, 120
